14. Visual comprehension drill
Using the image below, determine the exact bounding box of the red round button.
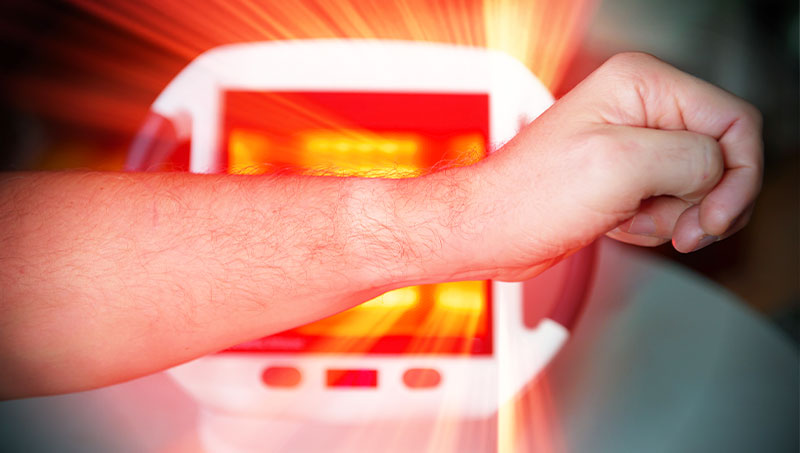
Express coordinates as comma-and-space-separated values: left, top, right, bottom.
261, 366, 302, 388
403, 368, 441, 389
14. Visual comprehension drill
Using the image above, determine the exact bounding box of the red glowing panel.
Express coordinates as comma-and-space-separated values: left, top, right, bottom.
222, 91, 492, 355
223, 91, 489, 176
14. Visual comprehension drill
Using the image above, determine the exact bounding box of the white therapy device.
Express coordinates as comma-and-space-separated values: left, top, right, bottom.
127, 39, 596, 422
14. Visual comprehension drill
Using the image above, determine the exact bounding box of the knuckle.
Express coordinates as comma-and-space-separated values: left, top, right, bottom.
742, 103, 763, 129
596, 53, 664, 119
579, 129, 632, 189
697, 133, 721, 156
708, 138, 724, 176
602, 52, 660, 75
584, 129, 622, 166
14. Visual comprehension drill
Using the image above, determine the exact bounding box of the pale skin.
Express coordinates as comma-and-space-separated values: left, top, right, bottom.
0, 53, 762, 398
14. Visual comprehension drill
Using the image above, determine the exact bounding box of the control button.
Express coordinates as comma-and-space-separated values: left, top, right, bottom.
261, 366, 301, 388
326, 369, 378, 388
403, 368, 441, 388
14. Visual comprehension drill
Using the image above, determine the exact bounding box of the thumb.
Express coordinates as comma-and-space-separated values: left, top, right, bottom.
601, 125, 725, 203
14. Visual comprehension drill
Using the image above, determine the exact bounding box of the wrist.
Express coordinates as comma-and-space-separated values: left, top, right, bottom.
344, 167, 492, 293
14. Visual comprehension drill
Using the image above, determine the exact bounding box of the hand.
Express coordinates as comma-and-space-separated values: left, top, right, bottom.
472, 52, 762, 281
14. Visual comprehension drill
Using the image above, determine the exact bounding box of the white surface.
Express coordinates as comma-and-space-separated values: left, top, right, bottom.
543, 240, 799, 453
2, 239, 796, 452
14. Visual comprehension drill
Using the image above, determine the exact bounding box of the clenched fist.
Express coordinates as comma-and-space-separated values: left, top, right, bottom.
464, 52, 762, 281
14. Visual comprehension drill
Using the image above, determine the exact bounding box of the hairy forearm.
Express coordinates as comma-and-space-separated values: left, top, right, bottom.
0, 169, 480, 397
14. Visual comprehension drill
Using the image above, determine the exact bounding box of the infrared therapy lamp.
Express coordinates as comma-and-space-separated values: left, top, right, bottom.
127, 39, 595, 434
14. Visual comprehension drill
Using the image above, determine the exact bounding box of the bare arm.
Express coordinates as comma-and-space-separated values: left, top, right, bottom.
0, 170, 481, 397
0, 53, 762, 398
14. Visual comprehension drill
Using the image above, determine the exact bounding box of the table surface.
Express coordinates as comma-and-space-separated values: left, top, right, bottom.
1, 239, 796, 452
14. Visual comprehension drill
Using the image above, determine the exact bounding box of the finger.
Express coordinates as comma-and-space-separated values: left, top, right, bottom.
606, 229, 670, 247
606, 196, 691, 247
624, 196, 693, 236
700, 105, 763, 235
672, 205, 713, 252
672, 200, 757, 253
699, 163, 762, 236
719, 202, 756, 239
602, 125, 724, 202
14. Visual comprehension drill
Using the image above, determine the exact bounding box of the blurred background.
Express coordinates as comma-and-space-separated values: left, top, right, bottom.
0, 0, 797, 342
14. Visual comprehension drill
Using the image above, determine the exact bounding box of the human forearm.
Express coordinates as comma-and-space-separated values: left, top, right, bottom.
0, 170, 475, 396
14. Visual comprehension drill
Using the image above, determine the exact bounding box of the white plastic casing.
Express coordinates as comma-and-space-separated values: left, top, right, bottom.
149, 40, 567, 421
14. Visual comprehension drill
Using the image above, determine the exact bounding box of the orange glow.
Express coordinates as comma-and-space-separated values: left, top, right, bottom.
223, 90, 492, 354
222, 91, 490, 177
358, 286, 420, 309
434, 280, 485, 312
447, 133, 486, 167
228, 129, 271, 175
300, 130, 423, 178
8, 0, 595, 141
229, 127, 491, 178
294, 282, 487, 339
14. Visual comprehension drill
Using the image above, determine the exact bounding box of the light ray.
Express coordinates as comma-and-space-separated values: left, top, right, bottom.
10, 0, 596, 140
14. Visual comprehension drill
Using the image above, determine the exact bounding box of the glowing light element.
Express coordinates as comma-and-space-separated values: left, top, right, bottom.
293, 300, 410, 338
305, 131, 419, 156
482, 0, 596, 90
301, 130, 424, 178
447, 133, 486, 167
223, 91, 490, 178
229, 129, 271, 175
434, 281, 485, 312
222, 90, 492, 354
229, 124, 490, 179
291, 281, 487, 341
358, 286, 420, 309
